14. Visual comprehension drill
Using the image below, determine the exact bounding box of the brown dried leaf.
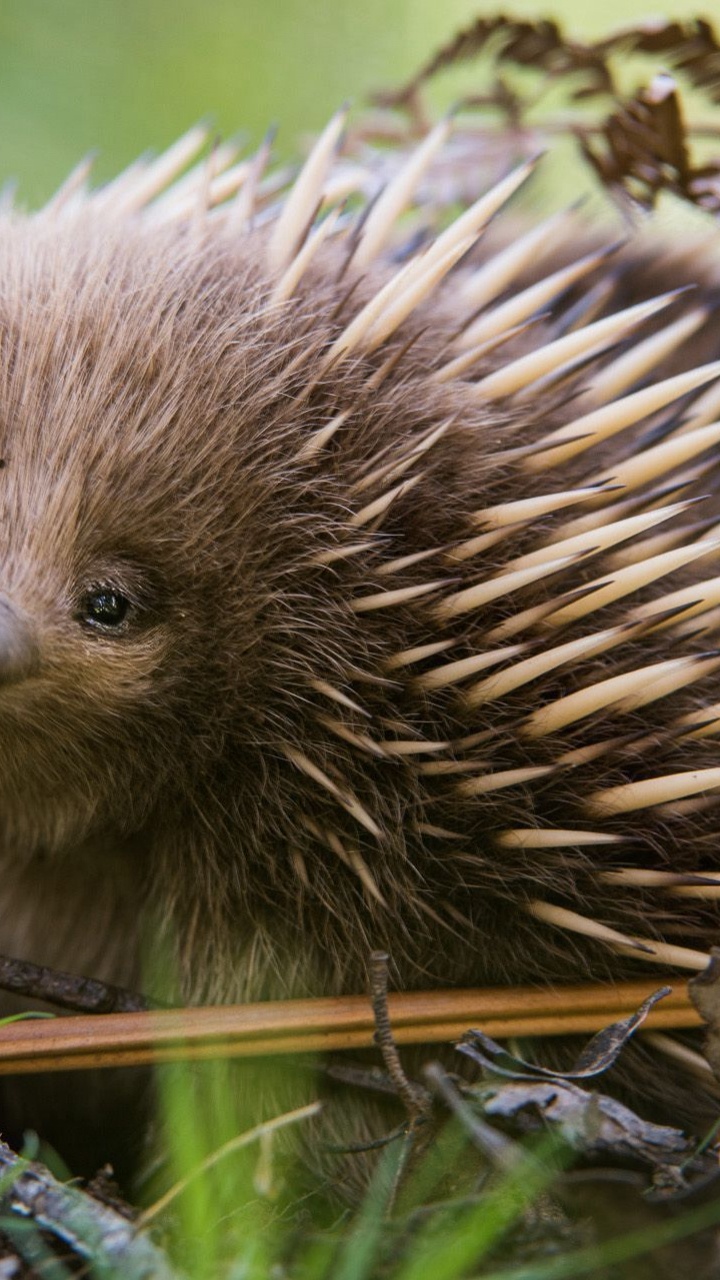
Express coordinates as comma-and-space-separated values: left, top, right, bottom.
373, 13, 720, 216
378, 15, 616, 111
456, 987, 671, 1081
611, 18, 720, 105
577, 72, 720, 213
385, 15, 720, 111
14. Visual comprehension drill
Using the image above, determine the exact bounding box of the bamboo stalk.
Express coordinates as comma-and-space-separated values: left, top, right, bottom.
0, 979, 700, 1075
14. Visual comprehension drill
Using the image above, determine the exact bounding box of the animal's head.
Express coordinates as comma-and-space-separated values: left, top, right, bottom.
0, 212, 354, 858
0, 196, 485, 953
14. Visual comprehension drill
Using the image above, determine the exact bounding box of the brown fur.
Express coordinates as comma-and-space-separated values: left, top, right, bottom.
0, 186, 720, 1173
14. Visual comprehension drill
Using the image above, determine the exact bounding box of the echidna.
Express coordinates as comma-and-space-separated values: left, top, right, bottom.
2, 110, 720, 1174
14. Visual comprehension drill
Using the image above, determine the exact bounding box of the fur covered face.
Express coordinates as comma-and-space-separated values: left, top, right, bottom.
0, 213, 466, 902
0, 217, 304, 859
0, 203, 509, 998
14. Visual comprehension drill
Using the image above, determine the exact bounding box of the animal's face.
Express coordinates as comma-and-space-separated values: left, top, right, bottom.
0, 432, 188, 856
0, 215, 282, 858
0, 205, 459, 872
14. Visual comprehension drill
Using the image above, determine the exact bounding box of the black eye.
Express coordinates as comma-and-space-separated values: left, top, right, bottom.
80, 589, 129, 630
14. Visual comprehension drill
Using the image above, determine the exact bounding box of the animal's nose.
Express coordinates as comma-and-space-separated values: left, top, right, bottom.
0, 596, 39, 684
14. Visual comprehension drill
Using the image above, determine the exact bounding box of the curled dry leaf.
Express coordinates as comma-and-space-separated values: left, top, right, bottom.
454, 986, 720, 1198
456, 987, 672, 1081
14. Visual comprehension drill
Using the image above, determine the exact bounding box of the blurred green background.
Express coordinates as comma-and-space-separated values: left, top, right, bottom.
0, 0, 715, 205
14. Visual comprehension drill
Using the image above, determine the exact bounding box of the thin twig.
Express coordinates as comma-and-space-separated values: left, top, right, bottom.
0, 953, 159, 1014
0, 979, 699, 1075
0, 1141, 177, 1278
369, 952, 430, 1118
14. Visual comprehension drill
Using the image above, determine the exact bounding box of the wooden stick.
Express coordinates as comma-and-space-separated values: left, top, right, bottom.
0, 979, 700, 1075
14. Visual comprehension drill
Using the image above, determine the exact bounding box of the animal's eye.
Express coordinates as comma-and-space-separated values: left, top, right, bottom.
80, 589, 129, 631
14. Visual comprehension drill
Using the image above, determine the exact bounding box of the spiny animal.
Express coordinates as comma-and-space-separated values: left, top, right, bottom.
1, 112, 720, 1173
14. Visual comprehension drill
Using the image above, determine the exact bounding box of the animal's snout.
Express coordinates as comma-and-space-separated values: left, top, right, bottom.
0, 596, 39, 684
